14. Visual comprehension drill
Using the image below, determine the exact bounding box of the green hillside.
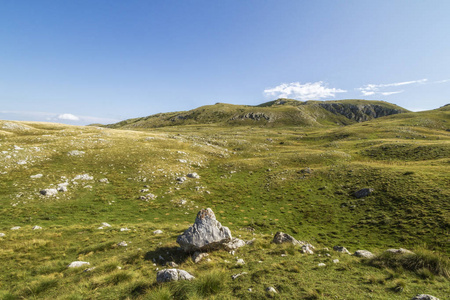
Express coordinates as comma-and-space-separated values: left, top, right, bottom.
0, 104, 449, 299
105, 99, 409, 129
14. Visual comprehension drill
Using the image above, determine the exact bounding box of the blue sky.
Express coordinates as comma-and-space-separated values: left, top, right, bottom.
1, 1, 449, 125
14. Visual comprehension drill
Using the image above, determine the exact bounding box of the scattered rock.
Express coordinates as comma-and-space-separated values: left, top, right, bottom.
120, 228, 130, 232
101, 222, 112, 227
84, 267, 96, 272
99, 178, 109, 183
333, 246, 351, 254
231, 272, 247, 280
10, 226, 21, 230
411, 295, 440, 300
333, 259, 339, 264
266, 287, 277, 294
167, 261, 178, 268
301, 244, 315, 254
40, 189, 58, 196
139, 193, 157, 201
68, 261, 90, 268
73, 174, 93, 181
187, 172, 200, 179
32, 225, 42, 230
354, 250, 375, 258
318, 263, 326, 267
156, 269, 195, 283
57, 183, 69, 192
117, 241, 128, 247
354, 188, 373, 198
68, 150, 85, 156
223, 238, 246, 251
153, 230, 163, 235
192, 252, 209, 263
177, 208, 232, 252
386, 248, 414, 255
176, 177, 187, 183
236, 258, 245, 265
30, 174, 43, 179
0, 233, 5, 237
272, 232, 302, 246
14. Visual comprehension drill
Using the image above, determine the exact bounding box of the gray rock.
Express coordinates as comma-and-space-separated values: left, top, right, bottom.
0, 233, 5, 237
192, 252, 209, 263
177, 208, 232, 252
40, 189, 58, 196
73, 174, 93, 181
156, 269, 195, 282
117, 241, 128, 247
333, 246, 351, 254
354, 188, 373, 198
153, 230, 163, 235
32, 225, 42, 230
68, 261, 90, 268
223, 238, 246, 251
99, 178, 109, 183
120, 228, 130, 232
187, 172, 200, 179
411, 295, 440, 300
57, 183, 69, 192
301, 244, 315, 254
167, 261, 178, 268
386, 248, 414, 255
176, 177, 187, 183
68, 150, 85, 156
30, 174, 43, 179
236, 258, 245, 265
231, 272, 247, 280
332, 259, 339, 264
272, 232, 302, 246
318, 263, 326, 267
101, 222, 112, 227
266, 287, 277, 293
10, 226, 21, 230
84, 267, 96, 272
354, 250, 375, 258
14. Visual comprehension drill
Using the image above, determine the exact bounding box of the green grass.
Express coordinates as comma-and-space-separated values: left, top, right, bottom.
0, 108, 449, 299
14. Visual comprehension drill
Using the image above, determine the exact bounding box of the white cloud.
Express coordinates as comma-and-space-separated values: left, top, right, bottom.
57, 113, 80, 121
358, 79, 427, 96
264, 81, 347, 100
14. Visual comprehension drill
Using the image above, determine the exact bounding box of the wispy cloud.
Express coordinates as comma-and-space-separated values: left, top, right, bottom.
264, 81, 347, 100
358, 79, 428, 96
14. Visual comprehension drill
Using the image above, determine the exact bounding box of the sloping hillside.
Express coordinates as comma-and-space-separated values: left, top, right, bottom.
105, 99, 408, 129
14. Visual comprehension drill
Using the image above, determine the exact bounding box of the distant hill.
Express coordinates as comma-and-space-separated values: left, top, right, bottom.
105, 99, 409, 129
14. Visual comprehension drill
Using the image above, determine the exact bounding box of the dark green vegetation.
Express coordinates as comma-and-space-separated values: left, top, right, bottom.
0, 100, 449, 299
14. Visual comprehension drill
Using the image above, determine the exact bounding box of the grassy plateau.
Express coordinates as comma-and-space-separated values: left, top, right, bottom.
0, 101, 449, 299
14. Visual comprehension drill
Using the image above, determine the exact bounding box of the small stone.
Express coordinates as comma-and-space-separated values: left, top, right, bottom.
231, 272, 247, 280
386, 248, 414, 255
153, 230, 163, 235
84, 267, 96, 272
333, 246, 351, 254
68, 261, 90, 268
11, 226, 21, 230
411, 295, 440, 300
354, 188, 373, 198
333, 259, 339, 264
318, 263, 326, 267
40, 189, 58, 196
167, 261, 178, 267
301, 244, 315, 254
223, 238, 246, 251
117, 241, 128, 247
272, 231, 302, 246
354, 250, 375, 258
176, 177, 187, 183
32, 225, 42, 230
30, 174, 43, 179
120, 228, 130, 232
248, 288, 252, 292
266, 287, 277, 294
99, 178, 109, 183
68, 150, 85, 156
156, 269, 195, 282
0, 233, 5, 237
101, 222, 112, 227
187, 172, 200, 179
236, 259, 245, 265
192, 252, 209, 263
73, 174, 93, 181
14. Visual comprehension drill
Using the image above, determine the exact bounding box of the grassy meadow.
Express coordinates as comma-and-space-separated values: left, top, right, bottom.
0, 108, 449, 299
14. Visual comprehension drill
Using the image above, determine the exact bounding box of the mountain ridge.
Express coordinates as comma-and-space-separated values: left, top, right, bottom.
105, 99, 409, 129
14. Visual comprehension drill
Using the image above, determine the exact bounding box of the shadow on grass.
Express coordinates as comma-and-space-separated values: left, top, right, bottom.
144, 246, 191, 265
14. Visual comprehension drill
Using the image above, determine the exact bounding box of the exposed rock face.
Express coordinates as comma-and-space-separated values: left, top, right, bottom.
156, 269, 195, 282
318, 103, 405, 122
354, 188, 374, 198
231, 112, 272, 122
272, 232, 302, 246
354, 250, 375, 258
411, 295, 440, 300
177, 208, 232, 252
